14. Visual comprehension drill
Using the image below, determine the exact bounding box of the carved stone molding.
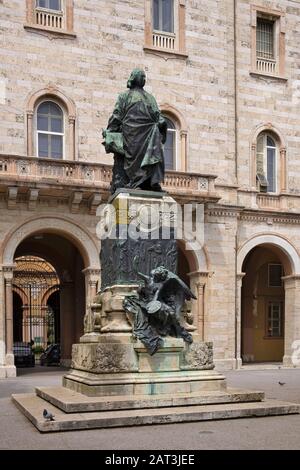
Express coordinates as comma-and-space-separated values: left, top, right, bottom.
206, 207, 240, 218
28, 188, 39, 210
240, 212, 300, 225
71, 343, 138, 374
181, 341, 214, 370
7, 187, 18, 210
1, 264, 15, 280
89, 193, 102, 215
70, 191, 83, 213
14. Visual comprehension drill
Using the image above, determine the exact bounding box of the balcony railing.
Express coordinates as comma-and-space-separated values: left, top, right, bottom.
152, 31, 175, 51
257, 193, 281, 209
0, 155, 218, 201
256, 57, 277, 75
35, 7, 64, 29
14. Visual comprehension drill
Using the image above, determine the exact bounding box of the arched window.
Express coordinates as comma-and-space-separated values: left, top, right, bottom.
36, 101, 64, 159
256, 133, 277, 193
163, 116, 176, 170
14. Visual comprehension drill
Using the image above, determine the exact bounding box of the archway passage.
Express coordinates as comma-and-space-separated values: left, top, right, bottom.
12, 233, 86, 367
13, 256, 60, 362
241, 245, 287, 363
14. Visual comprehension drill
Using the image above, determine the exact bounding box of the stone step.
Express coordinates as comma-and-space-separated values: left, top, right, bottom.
35, 386, 265, 413
12, 393, 300, 433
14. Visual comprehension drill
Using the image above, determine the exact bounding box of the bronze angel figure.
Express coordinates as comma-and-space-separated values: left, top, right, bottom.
123, 266, 196, 355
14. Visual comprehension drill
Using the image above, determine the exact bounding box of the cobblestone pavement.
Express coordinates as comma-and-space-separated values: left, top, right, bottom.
0, 366, 300, 450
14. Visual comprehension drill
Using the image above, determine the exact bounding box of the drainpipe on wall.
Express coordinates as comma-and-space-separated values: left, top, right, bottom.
234, 0, 239, 368
235, 233, 238, 368
234, 0, 238, 182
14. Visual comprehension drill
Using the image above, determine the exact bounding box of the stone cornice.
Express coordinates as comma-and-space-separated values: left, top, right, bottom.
240, 210, 300, 225
206, 204, 243, 218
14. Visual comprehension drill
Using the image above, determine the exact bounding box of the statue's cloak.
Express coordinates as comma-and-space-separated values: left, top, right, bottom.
105, 89, 166, 188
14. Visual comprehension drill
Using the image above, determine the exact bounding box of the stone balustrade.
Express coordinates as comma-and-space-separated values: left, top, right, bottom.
35, 7, 64, 29
0, 154, 218, 202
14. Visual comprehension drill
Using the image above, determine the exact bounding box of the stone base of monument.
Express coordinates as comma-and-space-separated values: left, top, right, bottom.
10, 190, 300, 431
12, 337, 300, 432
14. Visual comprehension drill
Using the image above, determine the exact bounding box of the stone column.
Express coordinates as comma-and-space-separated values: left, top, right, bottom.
250, 143, 256, 189
235, 272, 245, 369
68, 116, 75, 160
1, 265, 16, 376
0, 267, 6, 371
282, 275, 300, 367
82, 268, 100, 308
188, 271, 209, 339
196, 280, 205, 340
180, 130, 187, 171
27, 111, 34, 156
280, 148, 287, 192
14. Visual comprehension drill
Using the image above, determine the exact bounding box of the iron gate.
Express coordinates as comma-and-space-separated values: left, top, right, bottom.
13, 256, 60, 362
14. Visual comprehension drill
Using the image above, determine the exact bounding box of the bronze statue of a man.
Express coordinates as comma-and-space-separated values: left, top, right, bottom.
102, 68, 167, 193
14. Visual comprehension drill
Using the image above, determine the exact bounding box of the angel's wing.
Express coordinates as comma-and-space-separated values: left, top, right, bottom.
159, 274, 196, 300
157, 276, 197, 316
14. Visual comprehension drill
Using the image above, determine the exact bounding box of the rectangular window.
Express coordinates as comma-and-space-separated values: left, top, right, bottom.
153, 0, 174, 33
25, 0, 75, 36
38, 134, 63, 159
37, 0, 61, 11
267, 302, 283, 337
257, 18, 274, 60
145, 0, 186, 57
268, 264, 283, 287
267, 146, 276, 192
164, 129, 176, 170
251, 6, 286, 79
38, 133, 48, 158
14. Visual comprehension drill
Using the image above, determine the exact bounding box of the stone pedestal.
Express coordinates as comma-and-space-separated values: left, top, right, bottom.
66, 191, 220, 396
63, 337, 219, 397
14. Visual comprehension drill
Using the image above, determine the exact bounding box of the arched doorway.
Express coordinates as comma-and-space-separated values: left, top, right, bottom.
11, 233, 87, 366
241, 244, 289, 363
1, 216, 100, 375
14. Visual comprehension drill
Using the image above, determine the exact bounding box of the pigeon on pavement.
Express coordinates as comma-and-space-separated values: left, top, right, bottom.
278, 381, 286, 386
43, 409, 55, 421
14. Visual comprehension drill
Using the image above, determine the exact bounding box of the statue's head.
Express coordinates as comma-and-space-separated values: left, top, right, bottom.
127, 68, 146, 89
151, 266, 168, 283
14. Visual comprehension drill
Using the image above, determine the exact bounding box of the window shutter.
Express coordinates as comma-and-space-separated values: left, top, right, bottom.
256, 135, 268, 191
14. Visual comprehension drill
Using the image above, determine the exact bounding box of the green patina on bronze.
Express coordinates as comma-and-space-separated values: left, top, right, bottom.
103, 68, 167, 193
